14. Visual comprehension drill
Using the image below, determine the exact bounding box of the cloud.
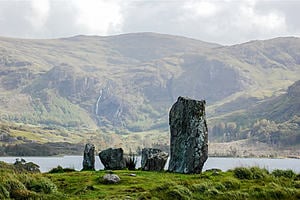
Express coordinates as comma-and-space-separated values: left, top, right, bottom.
26, 0, 50, 29
73, 0, 123, 35
0, 0, 299, 44
0, 0, 123, 38
121, 0, 294, 44
183, 1, 219, 18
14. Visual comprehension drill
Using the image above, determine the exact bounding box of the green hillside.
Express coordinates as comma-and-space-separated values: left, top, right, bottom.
210, 80, 300, 147
0, 33, 299, 149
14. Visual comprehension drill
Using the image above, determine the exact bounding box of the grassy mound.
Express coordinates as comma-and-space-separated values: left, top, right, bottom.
0, 161, 64, 199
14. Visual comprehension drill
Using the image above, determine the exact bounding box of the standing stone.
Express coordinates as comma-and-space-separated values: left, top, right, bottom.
82, 143, 95, 170
141, 148, 169, 171
168, 96, 208, 174
99, 148, 125, 170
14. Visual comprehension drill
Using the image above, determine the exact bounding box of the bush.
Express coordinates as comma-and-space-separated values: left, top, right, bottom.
4, 178, 26, 192
272, 169, 296, 179
221, 178, 241, 190
48, 165, 75, 173
250, 167, 269, 179
13, 159, 40, 173
63, 168, 76, 172
233, 167, 253, 179
48, 166, 64, 173
27, 177, 57, 194
166, 185, 191, 200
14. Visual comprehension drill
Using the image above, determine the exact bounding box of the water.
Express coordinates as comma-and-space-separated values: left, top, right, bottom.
1, 156, 299, 173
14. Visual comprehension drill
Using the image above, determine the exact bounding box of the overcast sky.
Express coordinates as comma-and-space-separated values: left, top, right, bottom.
0, 0, 300, 45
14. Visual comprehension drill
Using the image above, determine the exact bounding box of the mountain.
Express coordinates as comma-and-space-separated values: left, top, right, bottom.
0, 33, 299, 139
210, 80, 300, 148
248, 80, 300, 122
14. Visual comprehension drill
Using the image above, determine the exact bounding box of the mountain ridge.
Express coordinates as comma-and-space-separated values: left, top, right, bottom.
0, 32, 299, 138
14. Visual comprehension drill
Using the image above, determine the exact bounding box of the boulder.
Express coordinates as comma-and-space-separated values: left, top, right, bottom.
103, 174, 120, 184
168, 96, 208, 174
141, 148, 168, 171
82, 143, 95, 170
99, 148, 126, 170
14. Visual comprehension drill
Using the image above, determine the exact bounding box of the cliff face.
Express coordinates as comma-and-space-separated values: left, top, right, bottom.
0, 33, 299, 132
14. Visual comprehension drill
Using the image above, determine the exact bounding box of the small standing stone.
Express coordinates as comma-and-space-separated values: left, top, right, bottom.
82, 143, 95, 170
99, 148, 126, 170
168, 96, 208, 174
141, 148, 169, 171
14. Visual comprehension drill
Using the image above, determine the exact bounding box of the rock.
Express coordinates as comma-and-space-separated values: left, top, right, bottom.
99, 148, 126, 170
141, 148, 169, 171
82, 143, 95, 170
168, 96, 208, 174
103, 174, 121, 184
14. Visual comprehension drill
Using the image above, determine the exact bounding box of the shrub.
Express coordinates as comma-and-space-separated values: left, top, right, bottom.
221, 178, 241, 190
13, 159, 40, 173
250, 167, 269, 179
27, 177, 57, 194
62, 168, 76, 172
48, 166, 67, 173
4, 178, 26, 192
48, 166, 75, 173
272, 169, 296, 179
233, 167, 253, 179
166, 185, 191, 200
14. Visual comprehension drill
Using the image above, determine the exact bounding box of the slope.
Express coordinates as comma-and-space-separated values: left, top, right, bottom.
0, 33, 299, 137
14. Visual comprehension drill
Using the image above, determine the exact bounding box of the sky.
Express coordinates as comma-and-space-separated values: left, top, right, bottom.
0, 0, 300, 45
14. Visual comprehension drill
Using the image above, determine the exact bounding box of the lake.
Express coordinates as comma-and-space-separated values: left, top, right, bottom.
1, 156, 299, 173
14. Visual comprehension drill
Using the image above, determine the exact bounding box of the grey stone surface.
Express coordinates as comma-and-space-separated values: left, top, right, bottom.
168, 96, 208, 174
99, 148, 126, 170
82, 143, 95, 170
103, 174, 120, 184
141, 148, 168, 171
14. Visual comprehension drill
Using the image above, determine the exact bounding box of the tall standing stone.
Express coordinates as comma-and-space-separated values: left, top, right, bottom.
82, 143, 95, 170
168, 96, 208, 174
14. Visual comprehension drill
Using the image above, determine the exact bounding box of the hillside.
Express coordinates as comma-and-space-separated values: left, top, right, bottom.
0, 33, 299, 149
210, 80, 300, 149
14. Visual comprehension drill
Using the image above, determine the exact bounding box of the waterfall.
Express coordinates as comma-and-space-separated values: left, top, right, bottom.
95, 89, 103, 115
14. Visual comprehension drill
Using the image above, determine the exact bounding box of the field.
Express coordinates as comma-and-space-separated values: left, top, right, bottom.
1, 161, 300, 200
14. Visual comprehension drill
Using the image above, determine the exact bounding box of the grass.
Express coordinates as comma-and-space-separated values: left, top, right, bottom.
1, 160, 299, 199
44, 167, 300, 200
